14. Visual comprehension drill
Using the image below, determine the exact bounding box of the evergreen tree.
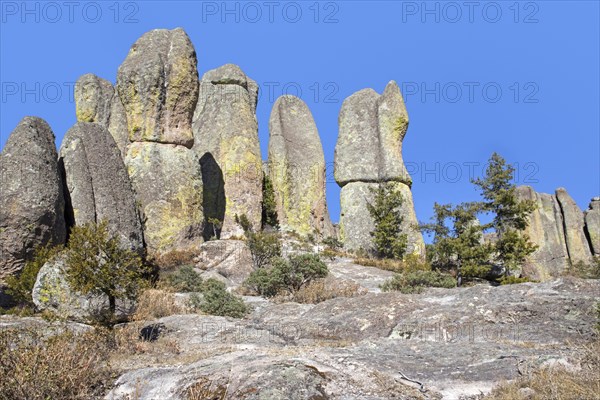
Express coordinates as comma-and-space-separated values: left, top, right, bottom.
65, 221, 149, 321
261, 173, 279, 229
472, 153, 537, 276
366, 182, 408, 259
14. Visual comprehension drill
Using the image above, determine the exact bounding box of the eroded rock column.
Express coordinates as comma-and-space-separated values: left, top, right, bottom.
334, 81, 424, 256
267, 95, 334, 237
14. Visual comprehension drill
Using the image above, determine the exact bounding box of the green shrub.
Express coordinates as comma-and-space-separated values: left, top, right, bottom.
64, 221, 150, 322
189, 278, 248, 318
247, 231, 282, 269
261, 174, 279, 229
498, 275, 533, 285
163, 265, 203, 292
244, 254, 328, 297
322, 236, 343, 251
235, 213, 253, 234
5, 243, 63, 306
366, 182, 408, 259
381, 270, 456, 293
243, 266, 284, 297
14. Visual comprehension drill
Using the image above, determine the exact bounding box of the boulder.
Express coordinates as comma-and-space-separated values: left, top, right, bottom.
74, 74, 129, 157
194, 240, 254, 289
339, 181, 424, 255
584, 197, 600, 256
59, 122, 143, 252
125, 142, 203, 254
0, 117, 66, 302
555, 188, 594, 265
268, 95, 334, 237
32, 256, 134, 323
516, 186, 571, 280
334, 81, 411, 185
193, 64, 262, 238
117, 28, 198, 147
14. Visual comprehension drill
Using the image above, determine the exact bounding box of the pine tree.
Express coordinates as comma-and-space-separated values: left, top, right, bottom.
472, 153, 537, 276
366, 182, 408, 259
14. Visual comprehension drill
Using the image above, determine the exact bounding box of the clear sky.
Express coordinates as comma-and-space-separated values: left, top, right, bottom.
1, 1, 599, 234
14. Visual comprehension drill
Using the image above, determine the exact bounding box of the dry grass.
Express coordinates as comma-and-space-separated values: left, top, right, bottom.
0, 327, 113, 400
133, 288, 186, 321
353, 254, 431, 273
186, 377, 228, 400
485, 340, 600, 400
275, 278, 367, 304
150, 249, 198, 270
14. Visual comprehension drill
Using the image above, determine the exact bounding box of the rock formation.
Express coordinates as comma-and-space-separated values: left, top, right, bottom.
334, 82, 424, 256
117, 29, 204, 254
0, 117, 66, 302
117, 28, 198, 148
555, 188, 594, 265
517, 186, 596, 280
516, 186, 571, 280
268, 95, 334, 237
74, 73, 129, 157
584, 197, 600, 256
59, 122, 143, 252
193, 64, 262, 238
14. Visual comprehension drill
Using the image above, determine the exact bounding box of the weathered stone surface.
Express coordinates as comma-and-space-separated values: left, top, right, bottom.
516, 186, 571, 280
555, 188, 594, 265
194, 240, 253, 289
0, 117, 66, 295
339, 181, 424, 256
334, 88, 380, 184
75, 73, 113, 126
268, 95, 334, 237
334, 82, 422, 255
193, 64, 262, 238
125, 142, 203, 254
334, 81, 411, 185
32, 256, 134, 323
105, 274, 599, 400
59, 122, 143, 251
584, 197, 600, 256
117, 28, 198, 147
75, 74, 130, 158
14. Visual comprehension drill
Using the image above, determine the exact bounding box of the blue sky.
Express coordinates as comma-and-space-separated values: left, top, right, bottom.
1, 1, 599, 231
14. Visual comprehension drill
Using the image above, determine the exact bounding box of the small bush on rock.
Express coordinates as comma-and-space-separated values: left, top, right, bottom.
498, 276, 533, 285
244, 254, 328, 297
247, 231, 282, 269
5, 243, 63, 307
189, 278, 248, 318
64, 221, 150, 322
163, 265, 204, 292
381, 270, 456, 294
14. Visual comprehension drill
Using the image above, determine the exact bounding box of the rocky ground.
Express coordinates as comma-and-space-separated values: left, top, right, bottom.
2, 257, 598, 400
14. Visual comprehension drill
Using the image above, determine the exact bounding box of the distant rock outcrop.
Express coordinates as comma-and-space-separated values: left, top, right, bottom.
193, 64, 262, 238
555, 188, 594, 265
117, 29, 204, 254
517, 186, 596, 280
0, 117, 66, 301
268, 95, 334, 237
117, 28, 198, 147
74, 73, 129, 157
584, 197, 600, 256
334, 82, 424, 256
59, 122, 143, 252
